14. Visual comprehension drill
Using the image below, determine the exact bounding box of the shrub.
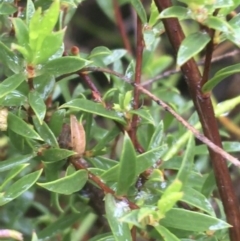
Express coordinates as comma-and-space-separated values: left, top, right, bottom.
0, 0, 240, 240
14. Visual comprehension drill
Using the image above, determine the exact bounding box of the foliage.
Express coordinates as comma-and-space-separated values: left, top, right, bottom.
0, 0, 240, 240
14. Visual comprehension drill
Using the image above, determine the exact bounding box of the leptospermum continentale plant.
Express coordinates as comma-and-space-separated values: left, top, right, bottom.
0, 0, 240, 240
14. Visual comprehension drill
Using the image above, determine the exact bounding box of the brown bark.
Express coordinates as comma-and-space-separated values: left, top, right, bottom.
154, 0, 240, 240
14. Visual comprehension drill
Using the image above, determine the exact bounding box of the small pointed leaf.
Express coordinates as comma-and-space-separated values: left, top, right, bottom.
43, 56, 92, 76
0, 153, 35, 172
0, 73, 25, 98
60, 99, 126, 125
0, 169, 42, 206
177, 32, 210, 66
131, 0, 147, 23
105, 194, 132, 241
159, 6, 192, 20
202, 63, 240, 93
38, 169, 88, 195
32, 117, 58, 147
0, 41, 21, 73
11, 18, 29, 47
160, 208, 231, 232
8, 112, 42, 140
29, 90, 46, 124
154, 225, 181, 241
42, 148, 76, 163
116, 132, 137, 195
0, 164, 29, 190
176, 135, 195, 184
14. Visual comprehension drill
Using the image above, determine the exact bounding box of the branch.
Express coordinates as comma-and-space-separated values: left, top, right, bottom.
129, 13, 145, 152
153, 0, 240, 240
80, 66, 240, 167
113, 0, 132, 54
72, 159, 139, 210
142, 49, 240, 86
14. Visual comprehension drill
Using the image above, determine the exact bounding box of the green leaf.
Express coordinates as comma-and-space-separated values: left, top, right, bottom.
158, 192, 183, 217
195, 141, 240, 155
201, 171, 216, 197
149, 1, 159, 26
160, 208, 230, 232
11, 18, 29, 47
32, 117, 59, 147
182, 187, 215, 216
131, 0, 147, 23
38, 169, 88, 195
42, 56, 92, 76
0, 90, 27, 107
96, 1, 114, 22
148, 121, 164, 150
154, 225, 181, 241
116, 133, 137, 195
0, 164, 29, 190
0, 73, 25, 98
39, 0, 60, 37
103, 49, 127, 65
0, 2, 17, 15
48, 109, 66, 137
29, 90, 46, 124
177, 32, 211, 66
42, 148, 76, 163
136, 145, 167, 175
26, 0, 35, 24
11, 43, 31, 61
88, 156, 117, 170
33, 30, 65, 64
33, 74, 55, 100
176, 135, 194, 184
0, 153, 35, 172
38, 213, 80, 239
0, 41, 22, 73
101, 145, 167, 182
31, 232, 38, 241
203, 16, 233, 33
130, 108, 155, 126
92, 126, 120, 152
105, 194, 132, 241
60, 99, 126, 125
159, 6, 192, 20
29, 0, 60, 54
88, 46, 112, 59
0, 169, 42, 206
8, 112, 42, 140
29, 7, 42, 52
88, 233, 114, 241
202, 63, 240, 93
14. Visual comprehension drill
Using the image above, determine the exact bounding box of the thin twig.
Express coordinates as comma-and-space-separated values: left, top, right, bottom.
129, 13, 144, 151
142, 49, 240, 86
113, 0, 132, 54
135, 84, 240, 167
72, 159, 139, 210
79, 72, 102, 102
80, 66, 240, 167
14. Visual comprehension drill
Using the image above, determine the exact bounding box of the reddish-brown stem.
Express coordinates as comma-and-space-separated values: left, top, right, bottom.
201, 11, 218, 87
28, 78, 34, 90
79, 72, 102, 102
131, 226, 137, 241
80, 66, 240, 167
142, 49, 240, 86
129, 14, 144, 148
72, 159, 139, 210
154, 0, 240, 240
113, 0, 133, 55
